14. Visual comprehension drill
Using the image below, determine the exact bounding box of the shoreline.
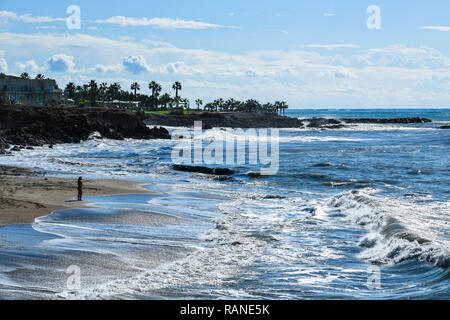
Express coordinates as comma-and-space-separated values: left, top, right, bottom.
0, 165, 154, 227
145, 111, 432, 129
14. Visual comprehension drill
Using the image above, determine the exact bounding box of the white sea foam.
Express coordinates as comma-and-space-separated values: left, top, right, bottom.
328, 189, 450, 267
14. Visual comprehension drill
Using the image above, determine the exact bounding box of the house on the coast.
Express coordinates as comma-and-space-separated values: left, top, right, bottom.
0, 74, 62, 105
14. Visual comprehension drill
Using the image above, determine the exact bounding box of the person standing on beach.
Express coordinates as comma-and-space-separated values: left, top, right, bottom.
77, 177, 83, 201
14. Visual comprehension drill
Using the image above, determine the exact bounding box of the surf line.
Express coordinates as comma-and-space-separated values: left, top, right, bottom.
171, 120, 280, 175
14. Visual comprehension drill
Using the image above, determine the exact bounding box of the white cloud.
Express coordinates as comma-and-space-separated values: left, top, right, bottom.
122, 55, 151, 74
0, 10, 65, 23
0, 58, 7, 72
414, 75, 450, 92
96, 16, 237, 29
161, 61, 200, 75
306, 44, 360, 50
419, 26, 450, 32
0, 50, 7, 72
319, 67, 357, 79
16, 59, 40, 72
91, 64, 122, 74
3, 31, 450, 107
348, 45, 450, 68
46, 54, 75, 72
323, 13, 335, 17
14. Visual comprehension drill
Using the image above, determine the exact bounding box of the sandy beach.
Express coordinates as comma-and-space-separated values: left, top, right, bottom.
0, 165, 153, 226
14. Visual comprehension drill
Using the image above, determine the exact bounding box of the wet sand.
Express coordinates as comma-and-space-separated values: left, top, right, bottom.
0, 166, 153, 226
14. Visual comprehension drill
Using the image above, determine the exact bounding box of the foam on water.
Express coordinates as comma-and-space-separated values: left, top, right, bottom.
0, 109, 449, 299
329, 189, 450, 267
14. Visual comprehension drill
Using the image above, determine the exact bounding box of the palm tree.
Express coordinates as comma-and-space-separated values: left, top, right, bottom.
88, 80, 99, 106
148, 81, 162, 98
35, 74, 45, 80
195, 99, 203, 110
148, 81, 162, 109
159, 93, 171, 110
274, 101, 288, 115
82, 84, 89, 100
107, 83, 121, 101
99, 82, 108, 101
65, 82, 76, 99
131, 82, 140, 101
20, 72, 30, 79
172, 81, 182, 108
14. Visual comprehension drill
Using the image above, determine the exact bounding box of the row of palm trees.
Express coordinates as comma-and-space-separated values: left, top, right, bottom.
202, 99, 288, 114
63, 79, 288, 114
64, 80, 185, 109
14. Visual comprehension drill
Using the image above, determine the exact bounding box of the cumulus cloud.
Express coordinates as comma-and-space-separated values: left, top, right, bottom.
161, 61, 200, 75
92, 64, 122, 74
46, 54, 75, 72
17, 59, 40, 72
0, 10, 64, 23
122, 55, 151, 74
96, 16, 238, 29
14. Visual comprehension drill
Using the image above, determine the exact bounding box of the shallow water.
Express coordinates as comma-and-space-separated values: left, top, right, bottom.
0, 109, 449, 299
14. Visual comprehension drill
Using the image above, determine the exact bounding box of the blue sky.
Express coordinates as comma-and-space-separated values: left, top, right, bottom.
1, 0, 450, 108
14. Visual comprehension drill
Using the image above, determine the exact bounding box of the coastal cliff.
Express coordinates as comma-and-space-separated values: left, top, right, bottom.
0, 105, 170, 153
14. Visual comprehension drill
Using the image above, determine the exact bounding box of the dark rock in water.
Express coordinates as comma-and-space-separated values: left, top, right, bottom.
0, 105, 172, 149
0, 137, 9, 154
173, 164, 235, 176
439, 125, 450, 129
246, 171, 262, 178
307, 118, 342, 128
231, 241, 242, 246
213, 176, 234, 182
11, 145, 21, 152
148, 126, 171, 139
313, 162, 334, 167
342, 117, 432, 124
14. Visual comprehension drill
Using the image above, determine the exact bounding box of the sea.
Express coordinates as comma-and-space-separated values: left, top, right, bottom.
0, 108, 448, 299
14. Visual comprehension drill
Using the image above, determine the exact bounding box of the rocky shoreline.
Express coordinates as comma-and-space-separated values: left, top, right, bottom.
145, 112, 432, 129
0, 106, 436, 154
0, 105, 171, 154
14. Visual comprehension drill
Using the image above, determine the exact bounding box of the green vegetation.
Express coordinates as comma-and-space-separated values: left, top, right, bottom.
64, 80, 288, 115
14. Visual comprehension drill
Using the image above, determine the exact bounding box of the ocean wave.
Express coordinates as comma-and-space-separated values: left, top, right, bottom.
329, 189, 450, 268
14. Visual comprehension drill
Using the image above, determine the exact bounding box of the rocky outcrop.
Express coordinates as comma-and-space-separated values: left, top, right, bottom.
306, 118, 345, 129
439, 125, 450, 129
146, 112, 304, 129
173, 164, 235, 176
0, 105, 171, 151
146, 112, 432, 129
